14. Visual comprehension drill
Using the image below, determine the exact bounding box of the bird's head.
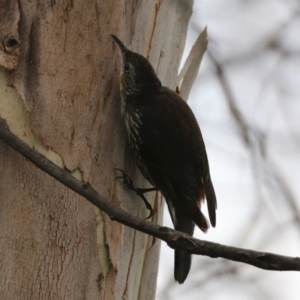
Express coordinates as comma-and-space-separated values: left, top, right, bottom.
111, 34, 161, 97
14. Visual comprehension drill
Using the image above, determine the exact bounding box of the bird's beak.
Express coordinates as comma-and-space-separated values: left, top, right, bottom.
111, 35, 127, 90
111, 34, 128, 55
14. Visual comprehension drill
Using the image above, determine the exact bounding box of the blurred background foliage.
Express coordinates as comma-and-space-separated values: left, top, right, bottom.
157, 1, 300, 299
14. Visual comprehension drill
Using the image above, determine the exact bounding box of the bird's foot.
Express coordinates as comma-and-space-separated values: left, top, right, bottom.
115, 168, 157, 219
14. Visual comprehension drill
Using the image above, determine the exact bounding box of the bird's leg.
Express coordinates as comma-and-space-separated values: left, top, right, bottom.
115, 168, 157, 219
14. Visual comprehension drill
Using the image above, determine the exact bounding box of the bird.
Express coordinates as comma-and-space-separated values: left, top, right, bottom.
111, 34, 217, 284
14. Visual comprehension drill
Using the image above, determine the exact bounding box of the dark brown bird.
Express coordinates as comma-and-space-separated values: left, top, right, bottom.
111, 34, 217, 284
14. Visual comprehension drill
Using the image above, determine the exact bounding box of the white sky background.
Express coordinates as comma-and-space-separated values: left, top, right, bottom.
157, 1, 300, 299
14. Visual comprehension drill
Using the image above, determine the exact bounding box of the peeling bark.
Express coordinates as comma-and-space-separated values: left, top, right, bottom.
0, 0, 193, 299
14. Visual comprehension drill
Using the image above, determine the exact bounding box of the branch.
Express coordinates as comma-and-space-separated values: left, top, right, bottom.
0, 117, 299, 272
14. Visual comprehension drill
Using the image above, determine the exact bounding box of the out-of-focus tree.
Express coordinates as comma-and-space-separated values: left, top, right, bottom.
157, 1, 300, 299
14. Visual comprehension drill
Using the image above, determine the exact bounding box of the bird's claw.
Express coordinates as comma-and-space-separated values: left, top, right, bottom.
115, 168, 155, 219
115, 168, 135, 190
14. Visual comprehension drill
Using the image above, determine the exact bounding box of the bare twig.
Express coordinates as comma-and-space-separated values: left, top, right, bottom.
208, 51, 300, 230
207, 51, 251, 145
0, 117, 299, 272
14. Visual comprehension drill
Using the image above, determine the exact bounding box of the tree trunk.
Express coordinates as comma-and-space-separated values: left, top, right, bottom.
0, 1, 193, 299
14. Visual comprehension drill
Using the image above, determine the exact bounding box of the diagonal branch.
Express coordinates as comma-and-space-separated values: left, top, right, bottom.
0, 117, 299, 272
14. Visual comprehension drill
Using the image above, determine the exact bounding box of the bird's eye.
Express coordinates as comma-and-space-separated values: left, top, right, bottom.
124, 63, 130, 72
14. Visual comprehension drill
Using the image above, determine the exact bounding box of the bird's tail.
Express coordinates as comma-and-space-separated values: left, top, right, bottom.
173, 214, 195, 284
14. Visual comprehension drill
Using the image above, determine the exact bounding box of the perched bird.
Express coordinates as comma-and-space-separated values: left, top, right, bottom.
111, 34, 217, 284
